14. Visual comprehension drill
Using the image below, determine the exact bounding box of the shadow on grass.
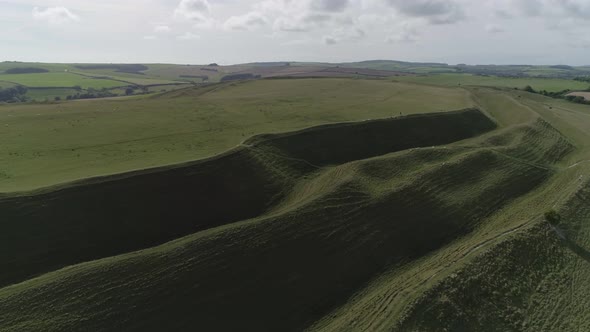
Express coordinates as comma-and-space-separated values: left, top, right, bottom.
562, 238, 590, 263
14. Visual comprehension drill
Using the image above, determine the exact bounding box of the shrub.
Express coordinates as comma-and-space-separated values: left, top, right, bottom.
523, 85, 536, 93
544, 209, 561, 225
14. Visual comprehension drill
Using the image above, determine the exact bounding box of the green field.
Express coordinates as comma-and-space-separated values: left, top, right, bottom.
0, 72, 124, 89
0, 81, 15, 88
2, 61, 590, 103
395, 73, 590, 92
2, 74, 590, 331
24, 88, 79, 101
0, 79, 473, 192
0, 63, 189, 101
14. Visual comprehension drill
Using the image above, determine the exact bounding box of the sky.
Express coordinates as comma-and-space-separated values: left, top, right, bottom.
1, 0, 590, 65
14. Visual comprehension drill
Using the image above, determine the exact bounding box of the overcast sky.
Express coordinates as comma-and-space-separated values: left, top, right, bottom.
1, 0, 589, 65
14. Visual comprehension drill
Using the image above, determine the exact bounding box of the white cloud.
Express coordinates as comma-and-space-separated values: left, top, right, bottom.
385, 0, 465, 24
485, 24, 504, 33
311, 0, 351, 12
154, 25, 172, 33
254, 0, 358, 33
224, 12, 267, 31
174, 0, 211, 21
5, 0, 590, 66
177, 32, 200, 40
554, 0, 590, 20
175, 0, 210, 18
32, 7, 79, 24
324, 27, 365, 45
174, 0, 216, 27
386, 24, 420, 43
324, 36, 337, 45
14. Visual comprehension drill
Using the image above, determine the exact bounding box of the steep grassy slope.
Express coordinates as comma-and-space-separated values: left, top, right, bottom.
309, 88, 590, 332
387, 91, 590, 331
1, 80, 588, 331
0, 109, 493, 288
0, 148, 551, 332
248, 109, 494, 167
0, 105, 572, 331
0, 79, 473, 192
309, 113, 574, 331
397, 176, 590, 332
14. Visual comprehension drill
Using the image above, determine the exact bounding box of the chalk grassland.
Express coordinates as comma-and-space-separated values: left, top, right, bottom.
0, 71, 185, 89
2, 77, 590, 331
2, 61, 589, 102
0, 81, 16, 88
0, 63, 189, 100
25, 88, 81, 100
393, 90, 590, 331
395, 73, 590, 92
0, 79, 473, 192
0, 72, 124, 89
2, 85, 589, 331
0, 109, 496, 287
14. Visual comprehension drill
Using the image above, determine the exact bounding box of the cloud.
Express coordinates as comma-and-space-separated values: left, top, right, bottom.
385, 0, 465, 24
515, 0, 543, 17
174, 0, 214, 27
494, 9, 513, 19
556, 0, 590, 20
32, 7, 79, 24
154, 25, 171, 33
224, 12, 267, 30
324, 36, 338, 45
485, 24, 504, 33
386, 23, 419, 43
143, 35, 157, 40
177, 32, 200, 40
311, 0, 351, 12
324, 27, 365, 45
175, 0, 210, 17
257, 0, 357, 32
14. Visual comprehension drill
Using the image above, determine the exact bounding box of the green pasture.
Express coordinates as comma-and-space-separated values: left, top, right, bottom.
395, 73, 590, 92
0, 78, 473, 192
0, 72, 124, 89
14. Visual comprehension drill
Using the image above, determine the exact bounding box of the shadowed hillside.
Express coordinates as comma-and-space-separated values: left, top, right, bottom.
247, 109, 496, 167
397, 178, 590, 332
0, 106, 575, 332
0, 109, 494, 288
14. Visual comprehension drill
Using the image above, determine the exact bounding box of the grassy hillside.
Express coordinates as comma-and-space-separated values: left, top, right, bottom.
0, 107, 540, 331
0, 72, 124, 89
1, 60, 587, 101
0, 109, 494, 288
397, 171, 590, 331
0, 100, 577, 331
0, 63, 189, 101
0, 79, 473, 192
2, 75, 590, 331
395, 73, 590, 92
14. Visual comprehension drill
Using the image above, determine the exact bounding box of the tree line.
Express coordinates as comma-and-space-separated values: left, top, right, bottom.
0, 86, 28, 103
523, 85, 590, 105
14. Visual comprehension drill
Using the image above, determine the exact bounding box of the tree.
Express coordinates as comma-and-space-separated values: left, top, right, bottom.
54, 96, 61, 101
0, 86, 28, 103
544, 209, 561, 226
524, 85, 536, 93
